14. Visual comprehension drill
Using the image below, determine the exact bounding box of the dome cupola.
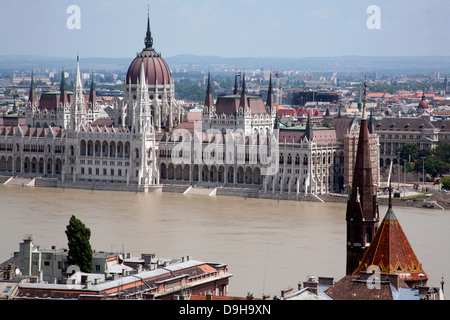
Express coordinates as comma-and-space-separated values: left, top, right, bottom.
125, 13, 172, 87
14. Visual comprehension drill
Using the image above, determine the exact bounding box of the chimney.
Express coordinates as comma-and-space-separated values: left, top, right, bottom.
280, 288, 293, 299
318, 277, 334, 286
303, 276, 318, 295
387, 274, 400, 291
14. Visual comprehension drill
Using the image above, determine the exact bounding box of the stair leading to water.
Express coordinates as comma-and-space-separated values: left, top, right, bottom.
4, 177, 35, 186
183, 186, 217, 196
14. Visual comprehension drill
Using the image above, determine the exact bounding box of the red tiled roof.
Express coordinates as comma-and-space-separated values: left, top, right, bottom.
353, 203, 428, 286
91, 119, 115, 127
214, 95, 268, 116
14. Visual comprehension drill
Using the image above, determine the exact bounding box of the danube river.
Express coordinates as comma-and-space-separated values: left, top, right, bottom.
0, 184, 448, 297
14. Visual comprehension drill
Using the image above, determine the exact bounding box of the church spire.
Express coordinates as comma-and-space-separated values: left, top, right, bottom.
345, 79, 379, 276
304, 110, 313, 141
60, 69, 67, 92
266, 73, 275, 114
233, 72, 240, 95
362, 77, 367, 120
29, 69, 37, 106
144, 9, 153, 50
239, 73, 248, 109
60, 68, 68, 105
89, 72, 96, 107
205, 72, 213, 110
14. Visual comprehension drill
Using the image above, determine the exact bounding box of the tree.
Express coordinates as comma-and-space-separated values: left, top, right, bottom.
433, 142, 450, 164
442, 176, 450, 190
65, 215, 93, 273
423, 155, 447, 178
397, 143, 418, 163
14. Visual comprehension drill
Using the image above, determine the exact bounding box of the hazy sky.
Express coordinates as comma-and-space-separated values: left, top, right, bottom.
1, 0, 449, 59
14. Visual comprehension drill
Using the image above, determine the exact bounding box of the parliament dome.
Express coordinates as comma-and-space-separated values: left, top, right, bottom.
125, 15, 172, 86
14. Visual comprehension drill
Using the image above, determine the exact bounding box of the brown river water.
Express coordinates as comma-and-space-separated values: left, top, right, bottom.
0, 184, 448, 298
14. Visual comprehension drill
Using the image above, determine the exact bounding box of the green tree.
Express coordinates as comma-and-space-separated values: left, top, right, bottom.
433, 142, 450, 163
65, 215, 93, 273
397, 143, 418, 163
442, 176, 450, 190
423, 155, 447, 178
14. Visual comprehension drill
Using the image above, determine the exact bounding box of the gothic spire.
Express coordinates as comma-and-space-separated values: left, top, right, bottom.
74, 55, 83, 90
362, 77, 367, 120
345, 79, 379, 275
266, 73, 275, 113
144, 10, 153, 50
233, 72, 240, 95
60, 68, 67, 92
305, 110, 313, 141
60, 68, 68, 105
29, 69, 36, 106
239, 73, 248, 109
89, 72, 96, 106
205, 72, 213, 110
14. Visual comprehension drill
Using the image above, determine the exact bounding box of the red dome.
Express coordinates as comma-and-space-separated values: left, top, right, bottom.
418, 94, 429, 109
125, 15, 171, 86
126, 49, 171, 86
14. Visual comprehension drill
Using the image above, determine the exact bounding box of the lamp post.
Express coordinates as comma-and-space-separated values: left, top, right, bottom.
397, 152, 400, 191
403, 159, 406, 199
422, 157, 425, 193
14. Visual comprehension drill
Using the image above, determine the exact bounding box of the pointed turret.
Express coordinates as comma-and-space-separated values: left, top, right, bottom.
204, 72, 213, 110
73, 55, 86, 111
239, 73, 248, 109
304, 110, 313, 141
266, 74, 275, 114
274, 112, 279, 129
233, 73, 240, 95
74, 55, 82, 90
144, 10, 153, 50
89, 72, 96, 107
357, 89, 362, 111
59, 68, 68, 105
345, 79, 379, 275
28, 70, 37, 106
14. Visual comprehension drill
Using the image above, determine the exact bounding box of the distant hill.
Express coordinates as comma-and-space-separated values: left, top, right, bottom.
165, 54, 450, 75
1, 54, 450, 75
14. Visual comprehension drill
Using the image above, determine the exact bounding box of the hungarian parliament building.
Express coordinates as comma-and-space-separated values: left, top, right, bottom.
0, 15, 379, 199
